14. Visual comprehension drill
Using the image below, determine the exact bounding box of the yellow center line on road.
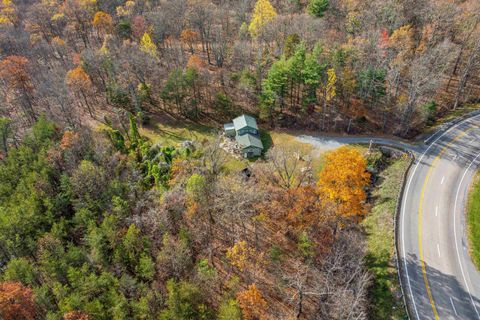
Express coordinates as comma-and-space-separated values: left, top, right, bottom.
418, 128, 474, 320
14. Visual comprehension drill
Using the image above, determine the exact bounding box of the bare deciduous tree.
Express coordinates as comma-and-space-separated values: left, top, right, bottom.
261, 146, 312, 189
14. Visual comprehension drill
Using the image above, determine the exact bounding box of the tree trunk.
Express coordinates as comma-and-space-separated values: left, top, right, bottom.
80, 90, 94, 118
322, 98, 327, 131
295, 289, 303, 319
452, 38, 480, 110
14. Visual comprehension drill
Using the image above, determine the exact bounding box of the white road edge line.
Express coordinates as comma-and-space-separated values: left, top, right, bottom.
401, 114, 480, 320
450, 297, 458, 316
453, 150, 480, 319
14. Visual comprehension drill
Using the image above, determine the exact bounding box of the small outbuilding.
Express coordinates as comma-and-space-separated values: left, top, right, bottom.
223, 122, 236, 137
224, 114, 264, 158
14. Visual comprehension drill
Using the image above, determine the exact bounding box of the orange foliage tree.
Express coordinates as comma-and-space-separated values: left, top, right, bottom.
92, 11, 113, 34
0, 55, 36, 123
0, 282, 37, 320
317, 146, 370, 219
259, 186, 337, 258
180, 28, 199, 54
236, 284, 268, 320
0, 55, 30, 89
187, 54, 205, 70
282, 186, 322, 230
60, 130, 79, 150
263, 186, 321, 232
66, 66, 95, 117
66, 66, 91, 89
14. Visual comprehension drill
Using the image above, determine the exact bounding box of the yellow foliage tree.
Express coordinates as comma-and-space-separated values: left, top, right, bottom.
248, 0, 277, 38
78, 0, 96, 7
341, 67, 357, 98
116, 0, 135, 17
99, 36, 110, 55
317, 146, 370, 219
416, 24, 433, 53
390, 25, 414, 49
226, 241, 250, 271
0, 0, 16, 26
51, 36, 66, 47
226, 240, 265, 273
236, 284, 268, 320
389, 24, 415, 61
140, 32, 157, 57
325, 68, 337, 102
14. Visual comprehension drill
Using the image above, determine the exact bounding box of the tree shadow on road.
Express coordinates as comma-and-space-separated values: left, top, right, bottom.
399, 253, 480, 320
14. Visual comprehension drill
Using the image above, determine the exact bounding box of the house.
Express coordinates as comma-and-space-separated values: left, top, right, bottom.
224, 114, 264, 158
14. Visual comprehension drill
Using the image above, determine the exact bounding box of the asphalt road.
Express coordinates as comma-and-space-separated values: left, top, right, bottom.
297, 117, 480, 319
399, 115, 480, 320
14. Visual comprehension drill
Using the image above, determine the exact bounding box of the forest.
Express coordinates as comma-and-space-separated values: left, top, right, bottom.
0, 116, 374, 319
0, 0, 479, 138
0, 0, 479, 319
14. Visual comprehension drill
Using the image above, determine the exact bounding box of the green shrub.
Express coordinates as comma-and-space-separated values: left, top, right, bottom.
197, 258, 217, 279
307, 0, 329, 18
297, 232, 314, 259
159, 280, 213, 320
269, 245, 283, 263
218, 299, 242, 320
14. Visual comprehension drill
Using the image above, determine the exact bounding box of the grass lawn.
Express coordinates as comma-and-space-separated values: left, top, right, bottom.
140, 120, 216, 146
140, 119, 253, 172
467, 172, 480, 269
424, 103, 480, 135
363, 154, 411, 320
138, 119, 328, 175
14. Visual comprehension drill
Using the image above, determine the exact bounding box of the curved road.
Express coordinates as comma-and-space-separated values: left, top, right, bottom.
400, 115, 480, 320
297, 116, 480, 319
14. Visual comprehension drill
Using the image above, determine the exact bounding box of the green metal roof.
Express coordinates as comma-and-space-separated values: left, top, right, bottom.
233, 114, 258, 131
235, 133, 264, 150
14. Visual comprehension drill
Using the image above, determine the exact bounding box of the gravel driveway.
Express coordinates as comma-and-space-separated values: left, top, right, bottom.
296, 134, 425, 154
